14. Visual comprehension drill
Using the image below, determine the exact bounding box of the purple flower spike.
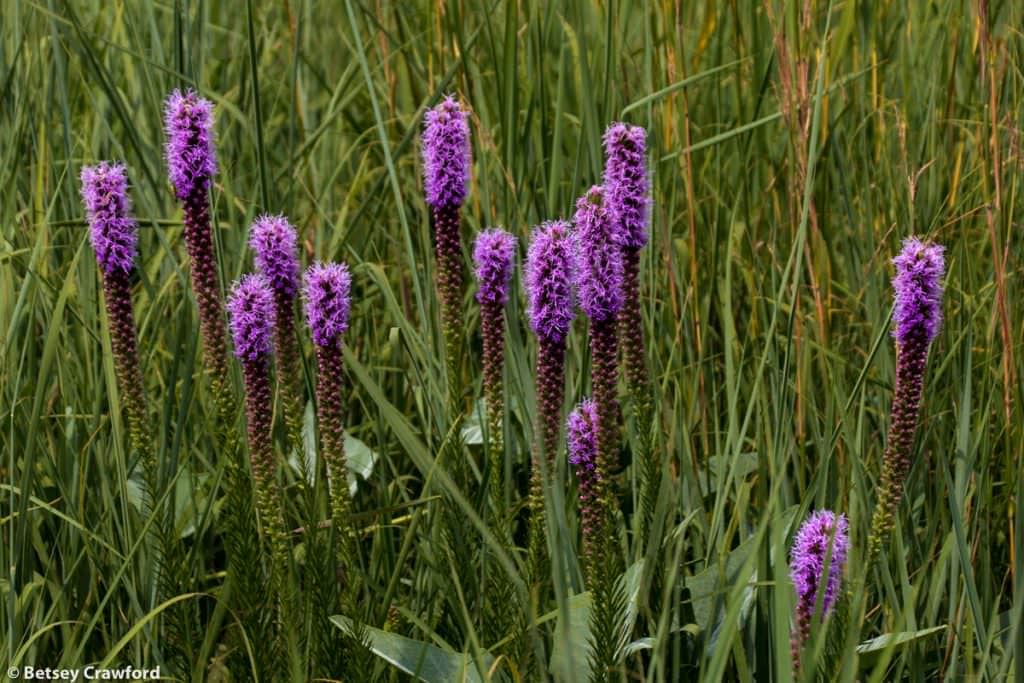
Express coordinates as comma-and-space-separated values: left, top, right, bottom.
790, 510, 849, 616
164, 89, 218, 200
891, 238, 945, 345
80, 162, 138, 275
422, 96, 471, 209
525, 220, 576, 343
227, 274, 275, 362
573, 185, 624, 322
602, 122, 650, 249
473, 228, 517, 306
303, 262, 352, 347
250, 214, 300, 298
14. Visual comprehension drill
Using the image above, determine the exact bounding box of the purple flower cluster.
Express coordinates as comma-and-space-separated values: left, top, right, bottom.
80, 162, 138, 275
422, 96, 471, 209
525, 221, 576, 343
227, 274, 275, 362
602, 123, 649, 249
573, 186, 624, 322
473, 228, 517, 306
891, 238, 945, 345
250, 215, 300, 298
567, 399, 598, 472
303, 262, 352, 347
790, 510, 849, 616
164, 89, 218, 200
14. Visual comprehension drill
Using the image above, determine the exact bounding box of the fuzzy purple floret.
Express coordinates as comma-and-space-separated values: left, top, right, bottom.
164, 89, 218, 200
790, 510, 849, 616
80, 162, 138, 275
891, 237, 945, 344
473, 228, 516, 306
422, 96, 471, 209
602, 122, 650, 249
525, 220, 576, 343
303, 262, 352, 347
567, 399, 598, 472
573, 185, 624, 322
250, 214, 300, 298
227, 274, 275, 362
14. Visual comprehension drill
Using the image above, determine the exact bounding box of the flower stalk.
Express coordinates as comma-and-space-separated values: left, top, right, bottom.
868, 238, 945, 563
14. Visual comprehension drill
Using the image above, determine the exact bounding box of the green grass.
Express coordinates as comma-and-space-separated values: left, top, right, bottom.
3, 1, 1023, 680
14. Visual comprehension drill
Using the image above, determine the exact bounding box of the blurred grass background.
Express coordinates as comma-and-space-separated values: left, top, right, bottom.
2, 0, 1023, 680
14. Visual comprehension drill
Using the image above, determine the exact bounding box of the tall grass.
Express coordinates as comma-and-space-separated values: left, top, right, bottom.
2, 1, 1022, 680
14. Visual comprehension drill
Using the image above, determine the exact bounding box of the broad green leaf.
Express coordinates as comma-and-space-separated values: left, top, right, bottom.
856, 625, 947, 655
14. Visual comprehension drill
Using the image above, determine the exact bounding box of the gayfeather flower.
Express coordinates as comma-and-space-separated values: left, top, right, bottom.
80, 162, 157, 513
789, 511, 849, 671
422, 96, 471, 210
81, 162, 138, 275
573, 186, 624, 323
473, 229, 516, 528
164, 89, 231, 413
164, 89, 218, 201
602, 122, 657, 545
422, 96, 471, 403
303, 263, 357, 591
869, 238, 945, 561
523, 220, 576, 589
227, 274, 291, 614
567, 400, 602, 566
602, 123, 649, 250
250, 215, 304, 450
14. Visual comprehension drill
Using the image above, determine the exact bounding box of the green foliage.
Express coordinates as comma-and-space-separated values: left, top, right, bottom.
3, 1, 1022, 681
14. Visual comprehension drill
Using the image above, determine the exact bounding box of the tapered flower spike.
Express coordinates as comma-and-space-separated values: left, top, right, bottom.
523, 220, 576, 592
164, 89, 232, 415
302, 263, 358, 580
226, 274, 291, 613
868, 238, 945, 562
81, 162, 138, 276
789, 511, 849, 673
574, 186, 624, 323
473, 229, 516, 523
603, 122, 658, 547
567, 400, 602, 567
250, 215, 304, 452
423, 95, 471, 406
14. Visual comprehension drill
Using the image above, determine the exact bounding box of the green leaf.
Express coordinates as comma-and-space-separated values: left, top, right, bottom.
856, 625, 947, 655
295, 400, 378, 495
330, 616, 495, 682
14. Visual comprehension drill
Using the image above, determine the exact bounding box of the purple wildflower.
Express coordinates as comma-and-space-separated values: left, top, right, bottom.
164, 89, 218, 201
473, 228, 517, 306
891, 238, 945, 345
568, 399, 603, 570
573, 186, 624, 322
250, 215, 300, 298
80, 162, 138, 275
524, 220, 576, 343
303, 262, 352, 348
602, 122, 649, 249
790, 511, 849, 616
422, 96, 471, 209
227, 274, 275, 363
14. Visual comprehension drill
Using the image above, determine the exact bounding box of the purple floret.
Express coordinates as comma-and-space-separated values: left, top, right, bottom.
573, 185, 624, 322
249, 214, 300, 298
164, 89, 218, 200
80, 162, 138, 275
303, 262, 352, 347
525, 220, 576, 343
567, 399, 598, 472
227, 274, 275, 362
891, 237, 945, 345
789, 510, 849, 616
422, 95, 471, 209
473, 228, 517, 306
602, 122, 650, 249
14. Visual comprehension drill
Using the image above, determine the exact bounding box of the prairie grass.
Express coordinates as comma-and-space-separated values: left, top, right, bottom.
2, 1, 1022, 680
